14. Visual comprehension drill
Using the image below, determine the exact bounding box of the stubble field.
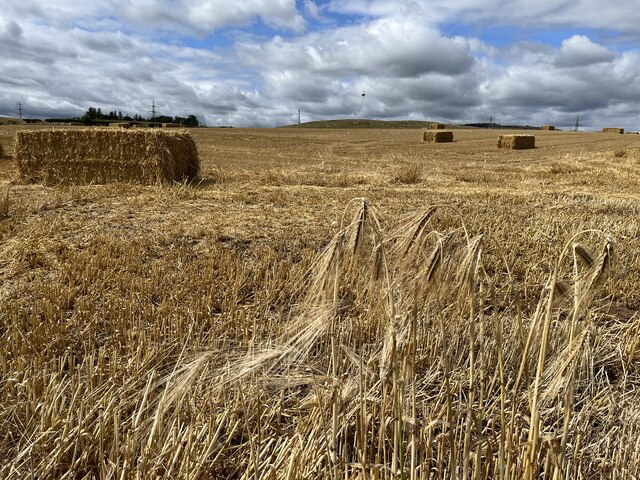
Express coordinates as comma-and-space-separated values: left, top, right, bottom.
1, 125, 639, 478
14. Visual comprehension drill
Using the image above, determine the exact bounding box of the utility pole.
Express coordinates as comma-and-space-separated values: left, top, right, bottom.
16, 102, 24, 120
297, 108, 301, 126
574, 116, 579, 132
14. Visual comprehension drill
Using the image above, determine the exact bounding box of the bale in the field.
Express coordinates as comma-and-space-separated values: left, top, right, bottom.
541, 125, 555, 131
602, 127, 624, 134
15, 128, 199, 184
109, 122, 131, 129
162, 123, 181, 128
0, 142, 4, 158
429, 123, 445, 129
423, 130, 454, 143
497, 134, 535, 149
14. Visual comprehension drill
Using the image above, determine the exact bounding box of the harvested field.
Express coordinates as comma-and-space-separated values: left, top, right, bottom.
498, 133, 535, 149
15, 128, 199, 184
422, 129, 454, 142
603, 127, 624, 134
1, 125, 640, 478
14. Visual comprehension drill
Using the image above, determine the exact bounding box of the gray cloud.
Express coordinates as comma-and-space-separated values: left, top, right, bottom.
1, 1, 640, 129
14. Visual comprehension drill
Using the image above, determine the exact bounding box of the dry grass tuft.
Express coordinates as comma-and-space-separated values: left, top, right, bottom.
392, 163, 423, 184
498, 134, 535, 149
14, 128, 199, 185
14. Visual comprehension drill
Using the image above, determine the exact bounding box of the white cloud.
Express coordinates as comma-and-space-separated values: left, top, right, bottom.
556, 35, 615, 67
2, 1, 640, 129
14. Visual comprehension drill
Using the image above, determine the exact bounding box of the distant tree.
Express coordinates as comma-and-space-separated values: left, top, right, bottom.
185, 115, 199, 127
118, 111, 123, 120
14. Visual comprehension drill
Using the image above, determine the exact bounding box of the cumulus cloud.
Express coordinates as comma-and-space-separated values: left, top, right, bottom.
1, 0, 640, 128
556, 35, 615, 67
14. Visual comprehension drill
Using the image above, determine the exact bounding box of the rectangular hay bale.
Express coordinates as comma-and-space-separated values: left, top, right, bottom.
15, 128, 199, 185
541, 125, 555, 130
423, 130, 454, 143
602, 127, 624, 134
497, 134, 535, 150
429, 123, 445, 129
162, 123, 181, 128
109, 122, 131, 129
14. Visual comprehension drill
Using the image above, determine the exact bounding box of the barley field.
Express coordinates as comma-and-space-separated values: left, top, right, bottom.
1, 125, 640, 478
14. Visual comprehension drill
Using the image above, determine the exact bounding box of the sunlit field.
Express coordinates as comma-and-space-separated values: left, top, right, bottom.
1, 125, 640, 478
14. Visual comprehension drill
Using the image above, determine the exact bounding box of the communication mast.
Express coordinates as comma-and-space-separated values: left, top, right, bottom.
574, 116, 579, 132
16, 102, 24, 119
298, 108, 301, 125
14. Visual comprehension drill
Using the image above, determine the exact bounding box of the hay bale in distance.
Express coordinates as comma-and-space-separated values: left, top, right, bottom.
162, 123, 181, 128
602, 127, 624, 134
423, 130, 454, 143
541, 125, 556, 131
0, 142, 4, 158
429, 123, 445, 129
15, 128, 199, 185
109, 122, 131, 129
497, 134, 535, 150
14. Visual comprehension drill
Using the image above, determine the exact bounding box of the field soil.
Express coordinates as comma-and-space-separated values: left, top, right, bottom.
1, 125, 640, 478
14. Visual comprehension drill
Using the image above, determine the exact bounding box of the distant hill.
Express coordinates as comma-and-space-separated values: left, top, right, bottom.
0, 116, 26, 125
280, 119, 447, 129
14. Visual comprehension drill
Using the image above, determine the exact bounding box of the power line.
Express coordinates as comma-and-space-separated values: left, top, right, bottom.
150, 100, 157, 119
16, 102, 24, 119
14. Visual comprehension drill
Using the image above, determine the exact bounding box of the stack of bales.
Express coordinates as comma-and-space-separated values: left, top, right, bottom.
429, 123, 445, 129
497, 134, 535, 150
602, 127, 624, 134
423, 130, 454, 143
541, 125, 556, 131
15, 128, 199, 185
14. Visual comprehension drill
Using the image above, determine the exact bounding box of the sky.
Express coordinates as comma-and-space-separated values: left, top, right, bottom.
1, 1, 640, 129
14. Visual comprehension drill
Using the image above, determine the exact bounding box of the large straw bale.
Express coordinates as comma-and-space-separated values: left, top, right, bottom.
602, 127, 624, 134
109, 122, 131, 129
497, 134, 535, 150
162, 123, 181, 128
423, 130, 454, 143
15, 128, 199, 185
541, 125, 555, 131
429, 123, 445, 129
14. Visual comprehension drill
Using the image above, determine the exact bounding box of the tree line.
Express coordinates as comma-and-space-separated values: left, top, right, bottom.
78, 107, 200, 126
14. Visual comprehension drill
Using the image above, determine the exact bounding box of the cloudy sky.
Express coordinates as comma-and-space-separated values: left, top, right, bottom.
1, 1, 640, 128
